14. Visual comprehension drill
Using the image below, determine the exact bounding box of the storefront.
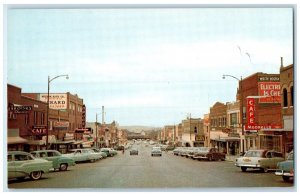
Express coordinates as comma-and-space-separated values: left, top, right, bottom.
7, 129, 28, 151
258, 129, 293, 156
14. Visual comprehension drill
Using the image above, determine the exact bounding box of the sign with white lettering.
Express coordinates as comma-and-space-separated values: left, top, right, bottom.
9, 104, 32, 114
39, 93, 67, 109
32, 126, 47, 135
53, 121, 69, 128
247, 98, 255, 125
258, 82, 281, 103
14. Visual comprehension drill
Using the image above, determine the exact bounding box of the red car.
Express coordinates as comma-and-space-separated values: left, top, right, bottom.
192, 147, 226, 161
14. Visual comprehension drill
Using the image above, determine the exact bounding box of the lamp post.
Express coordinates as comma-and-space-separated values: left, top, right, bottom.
222, 74, 244, 154
95, 113, 101, 148
46, 74, 69, 149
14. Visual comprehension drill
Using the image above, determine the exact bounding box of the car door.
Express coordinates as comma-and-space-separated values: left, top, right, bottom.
7, 154, 16, 179
74, 150, 85, 162
46, 151, 59, 169
271, 152, 284, 169
263, 151, 273, 169
13, 154, 34, 178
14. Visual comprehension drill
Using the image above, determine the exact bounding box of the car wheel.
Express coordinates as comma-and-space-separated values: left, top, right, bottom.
282, 176, 290, 182
59, 163, 68, 171
30, 171, 42, 180
241, 167, 247, 172
261, 168, 268, 173
90, 159, 96, 163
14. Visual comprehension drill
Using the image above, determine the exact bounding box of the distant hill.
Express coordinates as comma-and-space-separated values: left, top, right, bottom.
119, 125, 161, 133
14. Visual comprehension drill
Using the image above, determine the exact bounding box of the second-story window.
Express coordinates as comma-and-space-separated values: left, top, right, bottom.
41, 113, 45, 125
25, 114, 29, 125
283, 88, 288, 107
34, 111, 38, 124
290, 86, 294, 106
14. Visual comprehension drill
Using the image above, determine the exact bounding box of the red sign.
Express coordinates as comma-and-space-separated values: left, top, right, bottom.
245, 124, 282, 130
247, 98, 255, 125
258, 82, 281, 103
32, 126, 47, 135
53, 121, 69, 128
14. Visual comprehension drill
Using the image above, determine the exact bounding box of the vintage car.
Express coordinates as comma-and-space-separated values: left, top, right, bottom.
89, 148, 108, 159
275, 150, 294, 182
31, 150, 76, 171
8, 151, 52, 180
62, 149, 102, 163
130, 148, 138, 155
192, 147, 226, 161
235, 149, 284, 172
151, 147, 162, 156
100, 148, 117, 157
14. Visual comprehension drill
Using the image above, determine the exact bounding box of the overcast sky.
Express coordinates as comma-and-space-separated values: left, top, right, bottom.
5, 7, 293, 127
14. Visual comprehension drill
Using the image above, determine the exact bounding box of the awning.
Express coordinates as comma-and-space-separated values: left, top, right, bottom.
27, 140, 45, 145
54, 140, 75, 144
7, 136, 28, 144
211, 137, 240, 142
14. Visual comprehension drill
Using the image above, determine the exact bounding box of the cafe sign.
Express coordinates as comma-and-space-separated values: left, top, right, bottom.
32, 126, 47, 135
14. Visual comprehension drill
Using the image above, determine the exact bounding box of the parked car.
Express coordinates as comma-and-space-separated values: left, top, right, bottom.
100, 148, 117, 157
235, 149, 284, 172
275, 150, 294, 182
89, 148, 108, 159
62, 149, 102, 163
151, 147, 162, 156
115, 146, 125, 151
31, 150, 76, 171
173, 147, 182, 156
193, 147, 226, 161
130, 148, 139, 155
8, 151, 52, 180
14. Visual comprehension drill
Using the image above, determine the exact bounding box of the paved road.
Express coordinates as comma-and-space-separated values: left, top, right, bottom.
7, 145, 294, 190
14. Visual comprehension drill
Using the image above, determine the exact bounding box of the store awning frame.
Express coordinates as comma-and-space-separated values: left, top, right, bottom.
7, 136, 28, 144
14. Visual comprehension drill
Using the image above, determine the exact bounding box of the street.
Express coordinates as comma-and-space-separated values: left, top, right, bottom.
7, 145, 294, 190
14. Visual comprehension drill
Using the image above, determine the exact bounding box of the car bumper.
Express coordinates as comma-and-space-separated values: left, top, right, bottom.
275, 170, 294, 177
235, 163, 261, 168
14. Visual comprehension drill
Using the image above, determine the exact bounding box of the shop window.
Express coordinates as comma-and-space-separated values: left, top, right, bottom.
194, 127, 197, 133
290, 86, 294, 106
283, 88, 288, 107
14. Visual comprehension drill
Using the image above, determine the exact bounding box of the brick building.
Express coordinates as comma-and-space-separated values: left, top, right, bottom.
240, 72, 282, 152
7, 84, 48, 151
280, 62, 294, 155
8, 84, 86, 153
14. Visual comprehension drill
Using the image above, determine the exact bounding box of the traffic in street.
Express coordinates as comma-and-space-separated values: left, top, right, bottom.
7, 142, 294, 190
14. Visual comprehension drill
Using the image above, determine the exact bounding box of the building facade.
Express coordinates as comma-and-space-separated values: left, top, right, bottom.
240, 72, 282, 152
280, 62, 294, 156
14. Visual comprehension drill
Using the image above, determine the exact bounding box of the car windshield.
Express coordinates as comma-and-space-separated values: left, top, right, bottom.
244, 151, 263, 157
287, 152, 294, 160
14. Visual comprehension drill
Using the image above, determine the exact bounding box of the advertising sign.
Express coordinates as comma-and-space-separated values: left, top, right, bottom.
39, 93, 67, 109
247, 98, 255, 125
258, 82, 281, 103
53, 121, 69, 128
32, 126, 47, 135
9, 103, 32, 114
245, 124, 282, 130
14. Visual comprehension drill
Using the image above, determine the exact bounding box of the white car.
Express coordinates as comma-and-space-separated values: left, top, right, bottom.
151, 147, 162, 156
235, 149, 284, 172
62, 149, 102, 163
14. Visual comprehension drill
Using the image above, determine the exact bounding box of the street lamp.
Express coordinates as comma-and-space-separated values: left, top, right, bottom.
46, 74, 69, 149
222, 74, 244, 154
95, 113, 101, 148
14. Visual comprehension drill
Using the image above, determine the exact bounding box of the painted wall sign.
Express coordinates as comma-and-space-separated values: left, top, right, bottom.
39, 93, 67, 109
258, 82, 281, 103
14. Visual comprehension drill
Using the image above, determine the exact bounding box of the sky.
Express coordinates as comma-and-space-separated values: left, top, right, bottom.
5, 6, 294, 127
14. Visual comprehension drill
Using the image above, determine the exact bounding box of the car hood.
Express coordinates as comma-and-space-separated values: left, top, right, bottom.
277, 160, 294, 171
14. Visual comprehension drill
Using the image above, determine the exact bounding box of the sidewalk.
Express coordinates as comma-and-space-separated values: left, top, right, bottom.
226, 155, 239, 162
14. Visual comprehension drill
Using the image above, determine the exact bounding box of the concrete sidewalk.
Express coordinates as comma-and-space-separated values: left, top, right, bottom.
226, 155, 239, 162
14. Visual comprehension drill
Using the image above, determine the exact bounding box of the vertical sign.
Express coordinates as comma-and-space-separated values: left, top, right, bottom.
247, 98, 255, 126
